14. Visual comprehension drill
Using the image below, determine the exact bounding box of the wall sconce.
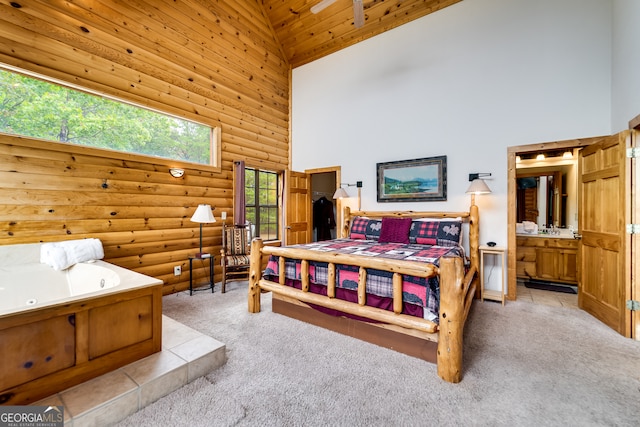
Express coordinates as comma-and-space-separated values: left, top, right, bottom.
466, 173, 492, 204
468, 173, 491, 182
190, 204, 216, 258
562, 151, 573, 159
535, 154, 545, 161
334, 181, 363, 210
333, 181, 363, 199
169, 168, 185, 178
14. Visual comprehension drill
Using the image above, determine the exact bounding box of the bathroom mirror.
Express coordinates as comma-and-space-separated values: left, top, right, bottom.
516, 163, 577, 229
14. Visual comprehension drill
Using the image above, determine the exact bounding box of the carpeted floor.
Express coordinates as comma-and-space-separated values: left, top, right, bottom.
117, 281, 640, 427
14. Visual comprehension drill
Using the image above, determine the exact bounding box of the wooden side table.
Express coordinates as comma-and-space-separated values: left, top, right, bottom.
189, 254, 214, 295
479, 245, 505, 305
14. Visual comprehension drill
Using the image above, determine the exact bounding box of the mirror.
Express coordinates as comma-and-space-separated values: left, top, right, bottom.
516, 160, 578, 230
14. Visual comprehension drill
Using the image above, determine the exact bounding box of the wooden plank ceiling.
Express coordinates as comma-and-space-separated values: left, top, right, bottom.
261, 0, 462, 68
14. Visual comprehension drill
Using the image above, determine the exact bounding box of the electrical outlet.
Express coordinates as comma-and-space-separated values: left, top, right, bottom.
173, 265, 181, 276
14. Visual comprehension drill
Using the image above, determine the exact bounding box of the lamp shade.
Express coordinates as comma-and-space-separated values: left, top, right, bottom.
190, 204, 216, 223
333, 187, 349, 199
465, 179, 492, 195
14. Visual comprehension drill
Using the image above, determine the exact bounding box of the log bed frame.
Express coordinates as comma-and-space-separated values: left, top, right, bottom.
248, 202, 479, 383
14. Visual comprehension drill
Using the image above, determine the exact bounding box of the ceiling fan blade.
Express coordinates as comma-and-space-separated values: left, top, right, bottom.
353, 0, 365, 28
310, 0, 338, 14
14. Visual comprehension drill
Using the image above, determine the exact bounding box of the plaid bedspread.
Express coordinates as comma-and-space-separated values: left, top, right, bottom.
262, 238, 465, 321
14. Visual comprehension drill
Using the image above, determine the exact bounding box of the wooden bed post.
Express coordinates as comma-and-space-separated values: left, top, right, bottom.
248, 237, 264, 313
342, 206, 352, 238
468, 202, 480, 271
468, 201, 480, 297
437, 256, 465, 383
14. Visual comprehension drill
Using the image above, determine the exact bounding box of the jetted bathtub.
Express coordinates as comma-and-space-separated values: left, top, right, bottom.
0, 243, 164, 405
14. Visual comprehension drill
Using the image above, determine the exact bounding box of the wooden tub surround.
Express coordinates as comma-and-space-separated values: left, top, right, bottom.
0, 244, 163, 405
248, 204, 480, 383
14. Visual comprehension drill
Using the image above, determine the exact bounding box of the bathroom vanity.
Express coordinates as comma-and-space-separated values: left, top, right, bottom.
516, 234, 579, 284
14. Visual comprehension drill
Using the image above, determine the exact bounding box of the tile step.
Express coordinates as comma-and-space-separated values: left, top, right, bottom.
35, 315, 226, 426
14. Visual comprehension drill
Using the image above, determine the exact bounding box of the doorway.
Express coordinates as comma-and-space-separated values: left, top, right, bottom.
507, 137, 601, 302
311, 171, 337, 241
306, 166, 341, 242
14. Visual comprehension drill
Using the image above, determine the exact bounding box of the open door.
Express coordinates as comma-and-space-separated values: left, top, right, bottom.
284, 170, 311, 245
578, 131, 633, 337
631, 129, 639, 340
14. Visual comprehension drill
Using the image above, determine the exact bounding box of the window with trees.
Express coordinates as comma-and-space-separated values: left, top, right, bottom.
245, 168, 279, 240
0, 67, 216, 165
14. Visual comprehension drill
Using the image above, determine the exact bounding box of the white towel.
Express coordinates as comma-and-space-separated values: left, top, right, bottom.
40, 238, 104, 271
522, 221, 538, 234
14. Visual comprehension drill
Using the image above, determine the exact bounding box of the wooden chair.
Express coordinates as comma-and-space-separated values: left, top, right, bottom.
220, 223, 252, 293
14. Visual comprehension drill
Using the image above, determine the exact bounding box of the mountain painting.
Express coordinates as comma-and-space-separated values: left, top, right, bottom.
377, 156, 447, 202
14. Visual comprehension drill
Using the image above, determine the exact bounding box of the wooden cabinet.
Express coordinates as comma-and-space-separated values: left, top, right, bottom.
535, 248, 557, 280
1, 286, 162, 405
558, 249, 578, 282
516, 237, 578, 284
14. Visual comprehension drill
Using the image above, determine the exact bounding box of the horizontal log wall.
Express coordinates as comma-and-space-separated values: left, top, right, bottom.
0, 0, 290, 294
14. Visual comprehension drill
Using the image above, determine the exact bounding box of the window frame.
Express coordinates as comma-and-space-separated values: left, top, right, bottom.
244, 167, 281, 241
0, 63, 221, 172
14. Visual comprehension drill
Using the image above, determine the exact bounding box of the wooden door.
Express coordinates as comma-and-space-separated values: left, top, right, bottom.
631, 129, 639, 340
522, 187, 539, 223
285, 170, 311, 245
578, 131, 632, 336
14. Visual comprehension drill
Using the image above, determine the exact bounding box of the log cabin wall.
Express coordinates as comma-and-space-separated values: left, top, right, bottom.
0, 0, 290, 294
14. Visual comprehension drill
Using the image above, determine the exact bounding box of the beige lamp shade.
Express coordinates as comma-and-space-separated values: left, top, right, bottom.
190, 204, 216, 223
333, 187, 349, 199
191, 204, 215, 258
465, 179, 492, 195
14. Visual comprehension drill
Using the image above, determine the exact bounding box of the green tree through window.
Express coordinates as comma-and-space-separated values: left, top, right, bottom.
245, 168, 279, 240
0, 67, 213, 165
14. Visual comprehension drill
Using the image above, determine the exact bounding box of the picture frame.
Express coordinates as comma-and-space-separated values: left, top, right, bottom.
376, 155, 447, 202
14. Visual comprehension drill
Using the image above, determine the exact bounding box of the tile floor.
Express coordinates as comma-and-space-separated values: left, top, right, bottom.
34, 315, 226, 427
516, 281, 578, 309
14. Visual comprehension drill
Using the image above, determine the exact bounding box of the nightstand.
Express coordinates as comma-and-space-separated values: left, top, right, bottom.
479, 245, 505, 305
189, 254, 214, 295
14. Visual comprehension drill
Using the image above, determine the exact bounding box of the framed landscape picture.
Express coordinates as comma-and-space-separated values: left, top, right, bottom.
376, 155, 447, 202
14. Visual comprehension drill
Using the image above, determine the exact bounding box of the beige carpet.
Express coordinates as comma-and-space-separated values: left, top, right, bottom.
117, 281, 640, 426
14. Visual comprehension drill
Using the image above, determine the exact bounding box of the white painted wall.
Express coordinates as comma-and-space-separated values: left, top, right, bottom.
612, 0, 640, 131
292, 0, 618, 247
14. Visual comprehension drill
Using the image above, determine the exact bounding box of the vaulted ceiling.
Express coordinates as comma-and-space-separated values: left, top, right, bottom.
261, 0, 462, 68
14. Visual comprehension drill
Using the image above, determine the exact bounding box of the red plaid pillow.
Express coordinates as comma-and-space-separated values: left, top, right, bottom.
349, 217, 369, 240
409, 221, 439, 245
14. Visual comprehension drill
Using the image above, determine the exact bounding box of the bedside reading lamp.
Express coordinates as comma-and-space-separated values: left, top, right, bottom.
466, 173, 492, 204
333, 181, 363, 209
